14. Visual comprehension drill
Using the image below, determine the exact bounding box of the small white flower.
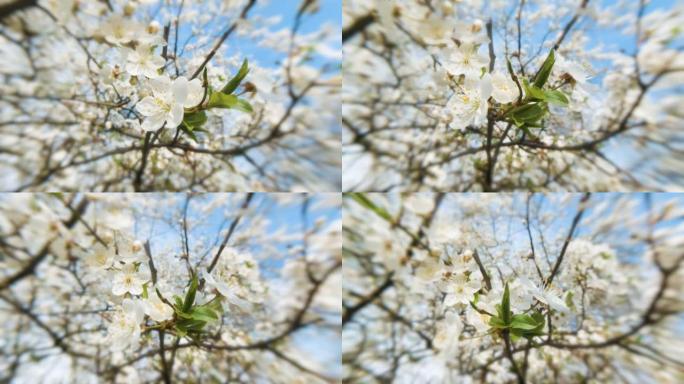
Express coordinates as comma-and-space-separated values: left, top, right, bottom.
106, 299, 144, 351
136, 75, 204, 131
125, 44, 165, 79
101, 15, 141, 46
518, 276, 570, 314
446, 75, 492, 129
444, 43, 489, 79
433, 311, 463, 354
99, 63, 116, 85
415, 257, 443, 283
443, 275, 480, 307
112, 264, 148, 296
86, 243, 115, 270
117, 239, 144, 263
44, 0, 75, 24
490, 71, 520, 104
466, 306, 489, 333
555, 52, 590, 84
404, 194, 435, 216
204, 271, 249, 311
142, 292, 174, 322
452, 20, 489, 45
414, 15, 454, 45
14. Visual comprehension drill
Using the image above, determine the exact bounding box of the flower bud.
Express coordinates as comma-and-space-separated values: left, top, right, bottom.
147, 21, 160, 34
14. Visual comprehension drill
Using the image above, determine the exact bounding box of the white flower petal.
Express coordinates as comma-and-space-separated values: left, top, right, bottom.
480, 73, 492, 101
149, 75, 171, 95
142, 113, 166, 131
167, 103, 184, 128
136, 96, 159, 116
184, 78, 204, 107
172, 76, 189, 105
112, 282, 127, 296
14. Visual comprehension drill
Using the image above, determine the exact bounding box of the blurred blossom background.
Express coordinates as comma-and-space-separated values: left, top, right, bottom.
0, 193, 341, 383
342, 0, 684, 191
342, 193, 684, 383
0, 0, 341, 192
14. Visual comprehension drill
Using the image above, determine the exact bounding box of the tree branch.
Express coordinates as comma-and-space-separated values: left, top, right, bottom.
545, 193, 590, 287
190, 0, 256, 80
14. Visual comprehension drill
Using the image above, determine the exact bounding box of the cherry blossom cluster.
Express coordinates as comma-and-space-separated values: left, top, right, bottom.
342, 0, 684, 191
343, 193, 684, 383
0, 193, 342, 382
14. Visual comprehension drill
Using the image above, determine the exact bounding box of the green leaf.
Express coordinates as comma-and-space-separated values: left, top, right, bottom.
531, 310, 545, 325
183, 111, 207, 129
221, 59, 249, 94
488, 315, 508, 329
142, 283, 149, 299
173, 295, 184, 311
207, 92, 253, 114
207, 92, 239, 109
543, 89, 569, 106
506, 59, 517, 83
565, 291, 575, 309
510, 314, 540, 330
175, 324, 187, 337
233, 98, 253, 113
181, 125, 199, 143
508, 102, 546, 125
181, 111, 208, 142
178, 318, 207, 332
501, 282, 511, 325
348, 193, 393, 223
520, 310, 546, 337
510, 327, 522, 342
182, 273, 198, 313
533, 49, 555, 88
205, 297, 224, 314
190, 306, 219, 323
525, 84, 546, 101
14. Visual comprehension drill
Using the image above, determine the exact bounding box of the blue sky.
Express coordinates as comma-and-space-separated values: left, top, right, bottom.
488, 193, 684, 266
154, 0, 341, 71
130, 193, 340, 272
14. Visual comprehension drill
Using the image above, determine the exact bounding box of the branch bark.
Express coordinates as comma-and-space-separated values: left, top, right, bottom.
0, 0, 37, 21
545, 193, 590, 287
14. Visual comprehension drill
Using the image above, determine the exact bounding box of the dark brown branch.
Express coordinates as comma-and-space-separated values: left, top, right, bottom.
190, 0, 256, 79
553, 0, 590, 50
0, 197, 89, 290
144, 240, 158, 285
133, 131, 153, 192
0, 0, 37, 21
342, 13, 375, 43
483, 20, 496, 191
206, 193, 254, 274
503, 330, 526, 384
343, 275, 393, 325
472, 250, 492, 291
545, 193, 590, 287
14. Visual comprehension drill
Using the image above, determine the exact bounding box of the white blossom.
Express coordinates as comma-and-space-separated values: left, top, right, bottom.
142, 292, 174, 322
490, 71, 519, 104
112, 264, 149, 296
125, 44, 165, 78
136, 75, 203, 131
446, 75, 492, 129
443, 43, 489, 79
106, 299, 145, 351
